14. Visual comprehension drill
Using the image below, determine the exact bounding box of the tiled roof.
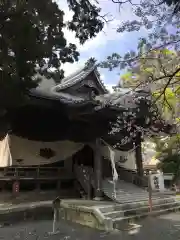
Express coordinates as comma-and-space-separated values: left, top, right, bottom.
30, 88, 86, 104
53, 65, 108, 93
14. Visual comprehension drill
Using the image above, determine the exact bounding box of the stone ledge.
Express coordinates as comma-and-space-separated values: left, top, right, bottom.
0, 201, 53, 225
60, 200, 113, 231
0, 199, 114, 232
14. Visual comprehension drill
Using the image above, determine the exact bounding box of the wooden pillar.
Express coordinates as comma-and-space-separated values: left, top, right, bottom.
135, 132, 144, 178
93, 139, 103, 200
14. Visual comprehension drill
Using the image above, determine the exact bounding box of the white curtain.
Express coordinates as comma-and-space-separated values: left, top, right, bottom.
10, 135, 84, 166
108, 146, 118, 182
0, 134, 12, 167
108, 146, 118, 199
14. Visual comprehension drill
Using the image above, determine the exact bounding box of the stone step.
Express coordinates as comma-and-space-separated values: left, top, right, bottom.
103, 189, 171, 203
103, 189, 148, 194
103, 179, 144, 188
104, 191, 148, 196
123, 201, 180, 217
102, 179, 150, 202
103, 187, 169, 196
104, 193, 149, 198
112, 204, 180, 230
104, 210, 124, 218
97, 199, 180, 231
103, 188, 147, 193
98, 197, 176, 213
104, 195, 160, 203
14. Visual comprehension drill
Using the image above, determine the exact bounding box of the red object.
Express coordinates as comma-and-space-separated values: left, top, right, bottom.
12, 181, 19, 195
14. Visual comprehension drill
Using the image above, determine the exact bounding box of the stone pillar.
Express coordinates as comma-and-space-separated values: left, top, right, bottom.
93, 139, 103, 200
135, 132, 144, 178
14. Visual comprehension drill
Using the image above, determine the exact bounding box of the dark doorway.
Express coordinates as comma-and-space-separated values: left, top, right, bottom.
72, 145, 94, 168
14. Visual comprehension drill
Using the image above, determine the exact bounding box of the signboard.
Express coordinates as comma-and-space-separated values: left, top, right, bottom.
150, 173, 165, 192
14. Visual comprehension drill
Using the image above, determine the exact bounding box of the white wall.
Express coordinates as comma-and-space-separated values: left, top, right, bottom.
9, 135, 84, 166
101, 146, 136, 170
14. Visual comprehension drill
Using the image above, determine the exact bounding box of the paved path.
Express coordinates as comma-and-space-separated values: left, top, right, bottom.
0, 212, 180, 239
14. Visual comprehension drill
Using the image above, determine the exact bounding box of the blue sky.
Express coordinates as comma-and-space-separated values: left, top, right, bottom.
59, 0, 148, 92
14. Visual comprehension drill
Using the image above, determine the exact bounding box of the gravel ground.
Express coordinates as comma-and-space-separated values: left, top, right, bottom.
0, 212, 180, 240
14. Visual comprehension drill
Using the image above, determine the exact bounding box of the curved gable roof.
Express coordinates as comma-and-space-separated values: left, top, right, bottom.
53, 65, 108, 93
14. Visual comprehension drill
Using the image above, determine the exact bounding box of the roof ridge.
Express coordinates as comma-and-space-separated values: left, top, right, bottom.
52, 64, 108, 93
61, 66, 86, 83
93, 67, 108, 93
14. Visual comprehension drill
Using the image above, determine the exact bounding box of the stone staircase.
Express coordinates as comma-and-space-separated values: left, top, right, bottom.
73, 165, 180, 231
102, 178, 164, 203
95, 197, 180, 231
100, 178, 179, 230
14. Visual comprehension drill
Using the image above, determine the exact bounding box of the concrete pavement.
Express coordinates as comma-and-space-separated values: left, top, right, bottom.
0, 213, 180, 239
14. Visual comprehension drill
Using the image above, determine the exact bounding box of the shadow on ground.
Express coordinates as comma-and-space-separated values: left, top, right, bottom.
0, 212, 180, 240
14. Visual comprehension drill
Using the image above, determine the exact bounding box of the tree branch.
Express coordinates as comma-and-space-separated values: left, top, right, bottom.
112, 0, 129, 3
155, 67, 180, 102
116, 39, 180, 65
112, 0, 140, 5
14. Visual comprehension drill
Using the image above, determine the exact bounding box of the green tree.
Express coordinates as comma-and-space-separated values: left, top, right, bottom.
157, 153, 180, 181
151, 134, 180, 180
117, 49, 180, 122
0, 0, 104, 114
154, 134, 180, 158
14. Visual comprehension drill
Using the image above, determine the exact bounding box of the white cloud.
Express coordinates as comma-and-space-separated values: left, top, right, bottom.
62, 59, 86, 77
56, 0, 127, 75
62, 15, 124, 53
56, 0, 138, 79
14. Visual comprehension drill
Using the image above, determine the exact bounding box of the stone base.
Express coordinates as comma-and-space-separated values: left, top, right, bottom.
60, 199, 113, 231
93, 197, 104, 201
48, 231, 60, 235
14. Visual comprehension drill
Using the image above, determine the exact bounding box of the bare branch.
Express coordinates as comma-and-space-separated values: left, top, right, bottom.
99, 13, 114, 23
163, 92, 174, 113
112, 0, 129, 3
175, 86, 180, 93
112, 0, 140, 6
121, 39, 180, 64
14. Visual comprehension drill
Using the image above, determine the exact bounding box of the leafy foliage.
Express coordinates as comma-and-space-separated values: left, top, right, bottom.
116, 49, 180, 121
157, 153, 180, 181
0, 0, 104, 112
100, 0, 180, 98
67, 0, 104, 44
154, 134, 180, 158
155, 134, 180, 179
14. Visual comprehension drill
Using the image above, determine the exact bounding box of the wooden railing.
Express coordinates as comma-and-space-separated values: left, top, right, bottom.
0, 166, 72, 180
74, 164, 93, 197
117, 166, 148, 188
